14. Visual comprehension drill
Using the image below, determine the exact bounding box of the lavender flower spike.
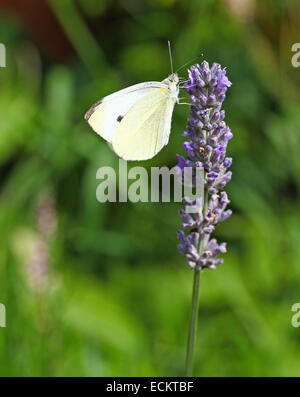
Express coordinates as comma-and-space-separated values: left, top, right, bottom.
177, 61, 233, 271
181, 61, 233, 377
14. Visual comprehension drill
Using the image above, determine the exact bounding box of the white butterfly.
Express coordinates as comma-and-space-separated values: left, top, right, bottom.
85, 43, 180, 161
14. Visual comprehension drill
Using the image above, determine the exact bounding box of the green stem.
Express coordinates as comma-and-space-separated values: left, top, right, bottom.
185, 189, 208, 377
185, 267, 201, 377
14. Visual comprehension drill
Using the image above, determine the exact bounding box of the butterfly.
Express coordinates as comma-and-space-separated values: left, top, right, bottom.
85, 42, 181, 161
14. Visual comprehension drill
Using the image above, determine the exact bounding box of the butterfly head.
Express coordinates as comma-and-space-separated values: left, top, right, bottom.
168, 73, 179, 84
161, 73, 179, 103
162, 73, 179, 86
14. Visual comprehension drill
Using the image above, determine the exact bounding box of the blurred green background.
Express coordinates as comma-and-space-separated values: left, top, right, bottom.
0, 0, 300, 376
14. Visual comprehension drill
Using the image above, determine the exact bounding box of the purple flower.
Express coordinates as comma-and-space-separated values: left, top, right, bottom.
183, 141, 195, 156
176, 154, 187, 172
216, 68, 232, 92
224, 157, 232, 168
177, 61, 233, 271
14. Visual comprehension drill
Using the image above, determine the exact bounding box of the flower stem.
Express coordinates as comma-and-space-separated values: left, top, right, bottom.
185, 189, 208, 377
185, 267, 201, 377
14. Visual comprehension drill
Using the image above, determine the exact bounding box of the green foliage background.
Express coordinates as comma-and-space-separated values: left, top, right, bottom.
0, 0, 300, 376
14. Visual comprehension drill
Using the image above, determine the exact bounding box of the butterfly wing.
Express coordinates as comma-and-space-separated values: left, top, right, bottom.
112, 87, 175, 161
85, 82, 165, 143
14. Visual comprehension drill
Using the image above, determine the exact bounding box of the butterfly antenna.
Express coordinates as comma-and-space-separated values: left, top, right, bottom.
176, 54, 203, 73
168, 41, 174, 74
